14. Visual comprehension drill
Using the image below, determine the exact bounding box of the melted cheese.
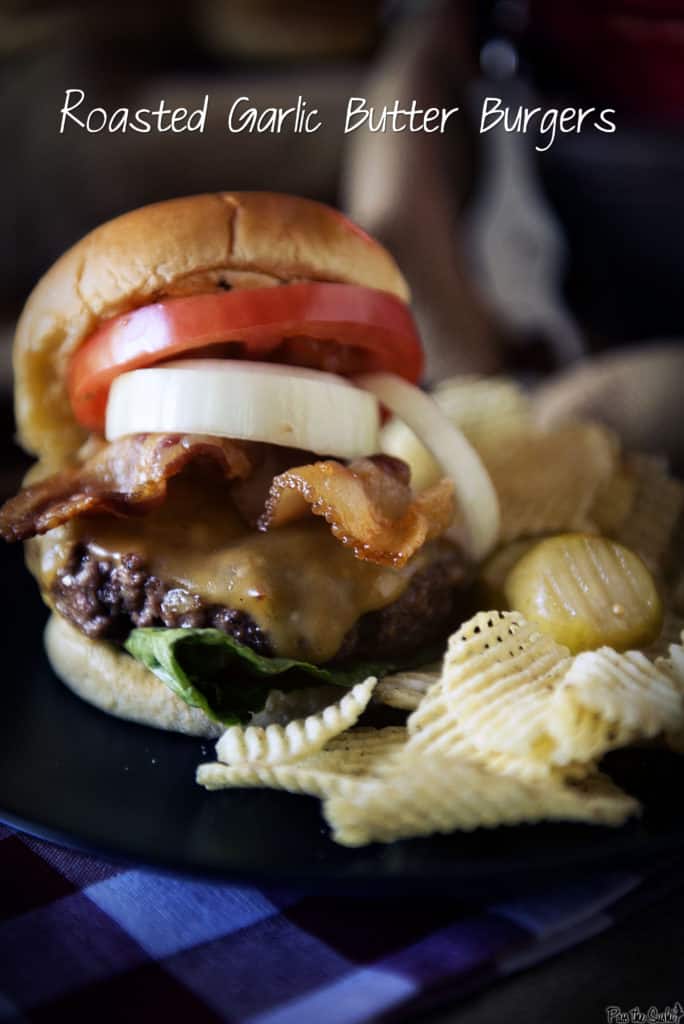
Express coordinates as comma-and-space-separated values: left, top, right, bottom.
35, 479, 426, 663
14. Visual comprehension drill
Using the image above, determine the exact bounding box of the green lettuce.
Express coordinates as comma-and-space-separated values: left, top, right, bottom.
124, 627, 432, 725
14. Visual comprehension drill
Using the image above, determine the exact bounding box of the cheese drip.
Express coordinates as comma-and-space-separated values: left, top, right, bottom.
33, 478, 427, 663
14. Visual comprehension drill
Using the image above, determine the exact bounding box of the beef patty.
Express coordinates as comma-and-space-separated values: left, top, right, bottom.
51, 543, 468, 662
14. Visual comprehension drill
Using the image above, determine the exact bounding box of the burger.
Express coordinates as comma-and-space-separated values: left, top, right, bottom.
0, 192, 498, 738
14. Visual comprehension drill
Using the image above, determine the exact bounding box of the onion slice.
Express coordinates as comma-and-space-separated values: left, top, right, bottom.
356, 373, 500, 560
106, 360, 380, 459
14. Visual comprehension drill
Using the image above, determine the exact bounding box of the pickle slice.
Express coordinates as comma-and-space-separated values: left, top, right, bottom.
504, 533, 663, 654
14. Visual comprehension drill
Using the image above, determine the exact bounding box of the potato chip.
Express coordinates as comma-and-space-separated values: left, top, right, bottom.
614, 455, 684, 572
548, 648, 684, 765
475, 423, 618, 543
215, 677, 377, 766
402, 615, 588, 783
379, 377, 533, 491
381, 388, 617, 544
410, 611, 572, 762
197, 761, 357, 799
302, 726, 407, 775
663, 640, 684, 686
409, 610, 682, 774
406, 717, 591, 783
373, 667, 441, 710
197, 726, 407, 797
323, 750, 638, 847
433, 376, 533, 439
588, 463, 637, 536
201, 723, 638, 847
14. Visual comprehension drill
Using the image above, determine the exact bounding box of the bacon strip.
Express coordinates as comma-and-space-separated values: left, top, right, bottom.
258, 455, 455, 567
0, 434, 253, 542
0, 439, 455, 566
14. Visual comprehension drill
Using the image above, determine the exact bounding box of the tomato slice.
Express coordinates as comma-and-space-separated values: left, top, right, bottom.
68, 283, 423, 432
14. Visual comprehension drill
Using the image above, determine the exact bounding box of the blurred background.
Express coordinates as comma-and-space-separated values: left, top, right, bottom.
1, 0, 683, 478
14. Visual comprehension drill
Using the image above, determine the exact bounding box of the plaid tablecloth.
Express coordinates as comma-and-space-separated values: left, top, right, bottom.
2, 824, 683, 1023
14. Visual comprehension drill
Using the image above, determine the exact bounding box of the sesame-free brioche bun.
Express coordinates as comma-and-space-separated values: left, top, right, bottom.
15, 192, 410, 465
45, 613, 222, 738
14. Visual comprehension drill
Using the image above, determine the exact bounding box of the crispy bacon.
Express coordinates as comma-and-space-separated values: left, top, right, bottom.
0, 434, 253, 542
258, 455, 456, 567
228, 444, 317, 527
0, 439, 455, 566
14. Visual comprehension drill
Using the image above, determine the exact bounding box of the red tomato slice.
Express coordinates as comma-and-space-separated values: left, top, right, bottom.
68, 283, 423, 432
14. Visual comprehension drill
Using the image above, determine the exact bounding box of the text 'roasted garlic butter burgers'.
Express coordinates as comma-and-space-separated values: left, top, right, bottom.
0, 193, 499, 737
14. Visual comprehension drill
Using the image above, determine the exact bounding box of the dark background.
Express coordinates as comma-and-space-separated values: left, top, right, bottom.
2, 0, 684, 383
1, 0, 683, 489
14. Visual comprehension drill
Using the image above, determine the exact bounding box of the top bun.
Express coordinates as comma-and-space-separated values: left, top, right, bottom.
14, 192, 410, 465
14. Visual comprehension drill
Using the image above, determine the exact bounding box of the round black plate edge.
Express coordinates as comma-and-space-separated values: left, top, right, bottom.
4, 800, 684, 890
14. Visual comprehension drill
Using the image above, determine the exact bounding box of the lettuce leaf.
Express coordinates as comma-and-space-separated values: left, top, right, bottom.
124, 627, 430, 725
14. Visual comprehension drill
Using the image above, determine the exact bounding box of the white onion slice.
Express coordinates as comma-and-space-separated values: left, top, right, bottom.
106, 360, 380, 459
379, 417, 442, 492
356, 373, 500, 560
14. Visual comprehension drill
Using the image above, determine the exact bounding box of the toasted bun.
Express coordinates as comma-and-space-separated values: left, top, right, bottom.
45, 613, 222, 738
15, 192, 410, 465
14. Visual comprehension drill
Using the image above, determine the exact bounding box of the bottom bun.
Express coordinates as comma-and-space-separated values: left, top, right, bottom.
45, 614, 222, 738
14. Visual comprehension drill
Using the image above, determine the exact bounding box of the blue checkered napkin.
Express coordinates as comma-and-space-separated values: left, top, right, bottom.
0, 824, 678, 1023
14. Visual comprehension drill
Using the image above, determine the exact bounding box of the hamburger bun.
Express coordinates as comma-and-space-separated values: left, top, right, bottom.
10, 194, 429, 739
14, 192, 409, 465
45, 612, 222, 738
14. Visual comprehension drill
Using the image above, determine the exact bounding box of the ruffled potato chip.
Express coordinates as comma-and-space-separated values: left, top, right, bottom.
323, 752, 638, 847
412, 611, 682, 773
406, 715, 592, 784
434, 376, 534, 440
588, 463, 638, 536
215, 677, 377, 766
613, 455, 684, 573
373, 667, 441, 711
197, 726, 407, 797
548, 648, 683, 765
197, 761, 357, 799
664, 640, 684, 687
411, 611, 572, 762
476, 423, 618, 544
312, 727, 407, 774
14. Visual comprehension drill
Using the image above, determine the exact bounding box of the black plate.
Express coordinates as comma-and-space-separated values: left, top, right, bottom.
1, 541, 683, 889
